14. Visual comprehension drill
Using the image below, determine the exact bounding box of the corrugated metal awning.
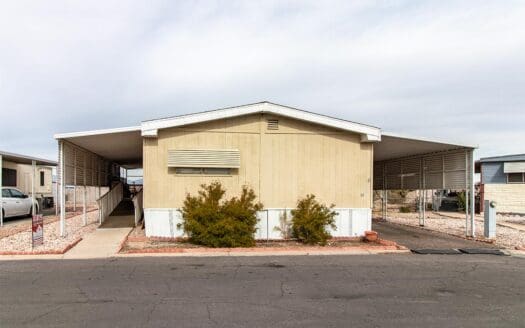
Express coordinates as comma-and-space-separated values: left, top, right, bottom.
504, 162, 525, 173
168, 149, 241, 168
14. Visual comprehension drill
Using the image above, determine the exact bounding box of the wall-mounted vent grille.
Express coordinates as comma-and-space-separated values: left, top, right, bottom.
168, 149, 241, 168
267, 119, 279, 130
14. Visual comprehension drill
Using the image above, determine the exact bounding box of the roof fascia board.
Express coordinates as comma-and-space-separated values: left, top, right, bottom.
54, 126, 141, 140
140, 102, 381, 141
0, 150, 57, 166
382, 131, 478, 149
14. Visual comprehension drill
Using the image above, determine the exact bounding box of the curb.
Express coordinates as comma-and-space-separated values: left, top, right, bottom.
118, 247, 410, 257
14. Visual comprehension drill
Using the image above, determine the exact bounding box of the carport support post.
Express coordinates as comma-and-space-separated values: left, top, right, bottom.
0, 154, 3, 227
470, 150, 476, 238
465, 151, 470, 236
73, 150, 76, 212
59, 141, 66, 237
31, 160, 36, 216
423, 190, 426, 226
83, 153, 87, 226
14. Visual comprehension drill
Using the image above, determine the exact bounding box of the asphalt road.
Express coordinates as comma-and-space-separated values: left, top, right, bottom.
1, 255, 524, 328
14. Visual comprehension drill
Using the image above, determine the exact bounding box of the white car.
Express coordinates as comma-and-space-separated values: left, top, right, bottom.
1, 187, 39, 218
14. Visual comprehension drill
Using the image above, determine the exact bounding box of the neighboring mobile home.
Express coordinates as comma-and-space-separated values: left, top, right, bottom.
54, 102, 478, 238
0, 151, 56, 208
477, 154, 525, 214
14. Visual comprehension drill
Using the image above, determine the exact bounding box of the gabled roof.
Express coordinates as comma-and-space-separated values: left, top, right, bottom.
141, 102, 381, 142
479, 154, 525, 163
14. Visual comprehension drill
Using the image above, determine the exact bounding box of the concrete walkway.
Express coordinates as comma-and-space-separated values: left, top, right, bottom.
63, 227, 132, 259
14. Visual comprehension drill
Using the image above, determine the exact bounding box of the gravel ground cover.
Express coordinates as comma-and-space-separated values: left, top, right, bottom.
0, 210, 99, 253
382, 211, 525, 249
0, 206, 97, 239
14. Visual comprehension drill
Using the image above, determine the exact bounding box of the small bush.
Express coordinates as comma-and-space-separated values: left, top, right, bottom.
399, 206, 412, 213
180, 182, 263, 248
457, 191, 466, 212
291, 195, 337, 245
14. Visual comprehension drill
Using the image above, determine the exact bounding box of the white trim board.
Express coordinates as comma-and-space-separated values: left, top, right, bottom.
141, 102, 381, 142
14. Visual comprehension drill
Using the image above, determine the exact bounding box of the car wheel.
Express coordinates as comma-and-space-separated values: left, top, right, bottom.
28, 206, 34, 218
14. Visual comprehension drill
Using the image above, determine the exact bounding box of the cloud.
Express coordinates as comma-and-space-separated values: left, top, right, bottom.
0, 0, 524, 160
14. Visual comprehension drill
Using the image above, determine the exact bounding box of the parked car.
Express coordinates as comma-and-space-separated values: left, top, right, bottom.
1, 187, 39, 218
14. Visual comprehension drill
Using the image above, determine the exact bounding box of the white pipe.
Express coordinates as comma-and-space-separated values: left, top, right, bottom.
470, 149, 476, 237
59, 141, 66, 237
73, 155, 76, 212
0, 154, 3, 227
55, 178, 58, 216
83, 152, 87, 226
31, 160, 36, 216
83, 186, 87, 226
423, 189, 426, 226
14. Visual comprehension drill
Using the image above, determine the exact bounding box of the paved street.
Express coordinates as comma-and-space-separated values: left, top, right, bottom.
1, 255, 524, 327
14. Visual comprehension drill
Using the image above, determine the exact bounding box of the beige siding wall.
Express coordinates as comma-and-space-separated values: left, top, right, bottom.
2, 160, 53, 195
143, 114, 373, 209
484, 184, 525, 214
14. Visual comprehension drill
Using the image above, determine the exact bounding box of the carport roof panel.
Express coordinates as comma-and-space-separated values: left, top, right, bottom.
0, 150, 57, 166
374, 132, 476, 162
54, 126, 143, 167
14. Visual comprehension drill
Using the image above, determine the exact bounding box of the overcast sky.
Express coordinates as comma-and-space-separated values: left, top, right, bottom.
1, 0, 524, 161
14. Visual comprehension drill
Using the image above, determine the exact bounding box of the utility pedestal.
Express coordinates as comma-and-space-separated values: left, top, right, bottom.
484, 200, 496, 239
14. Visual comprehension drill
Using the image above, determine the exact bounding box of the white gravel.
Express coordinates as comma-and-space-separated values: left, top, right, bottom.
384, 211, 525, 249
0, 211, 99, 253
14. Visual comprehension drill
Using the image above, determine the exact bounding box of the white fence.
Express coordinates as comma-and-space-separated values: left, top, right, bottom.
132, 189, 143, 226
96, 182, 123, 224
144, 208, 372, 239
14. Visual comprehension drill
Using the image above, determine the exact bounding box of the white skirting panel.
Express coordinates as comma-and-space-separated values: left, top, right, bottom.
144, 208, 372, 239
144, 208, 185, 238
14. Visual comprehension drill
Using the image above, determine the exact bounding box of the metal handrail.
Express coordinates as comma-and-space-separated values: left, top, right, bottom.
96, 182, 123, 225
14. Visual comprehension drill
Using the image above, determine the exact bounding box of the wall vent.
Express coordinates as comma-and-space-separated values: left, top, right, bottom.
267, 119, 279, 130
168, 149, 240, 168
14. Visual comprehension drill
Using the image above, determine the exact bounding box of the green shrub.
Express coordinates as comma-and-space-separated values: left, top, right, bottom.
457, 191, 466, 211
399, 206, 412, 213
180, 182, 263, 248
291, 195, 337, 245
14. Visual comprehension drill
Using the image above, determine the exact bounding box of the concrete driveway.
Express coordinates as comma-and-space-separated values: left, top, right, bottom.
373, 220, 499, 250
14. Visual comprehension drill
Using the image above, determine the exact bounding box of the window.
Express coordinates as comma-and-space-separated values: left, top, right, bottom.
2, 168, 16, 187
8, 189, 25, 198
40, 171, 45, 187
175, 167, 232, 175
2, 189, 10, 198
507, 173, 525, 183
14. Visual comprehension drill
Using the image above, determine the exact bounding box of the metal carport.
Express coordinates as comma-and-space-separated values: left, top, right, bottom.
54, 126, 143, 236
373, 132, 477, 237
